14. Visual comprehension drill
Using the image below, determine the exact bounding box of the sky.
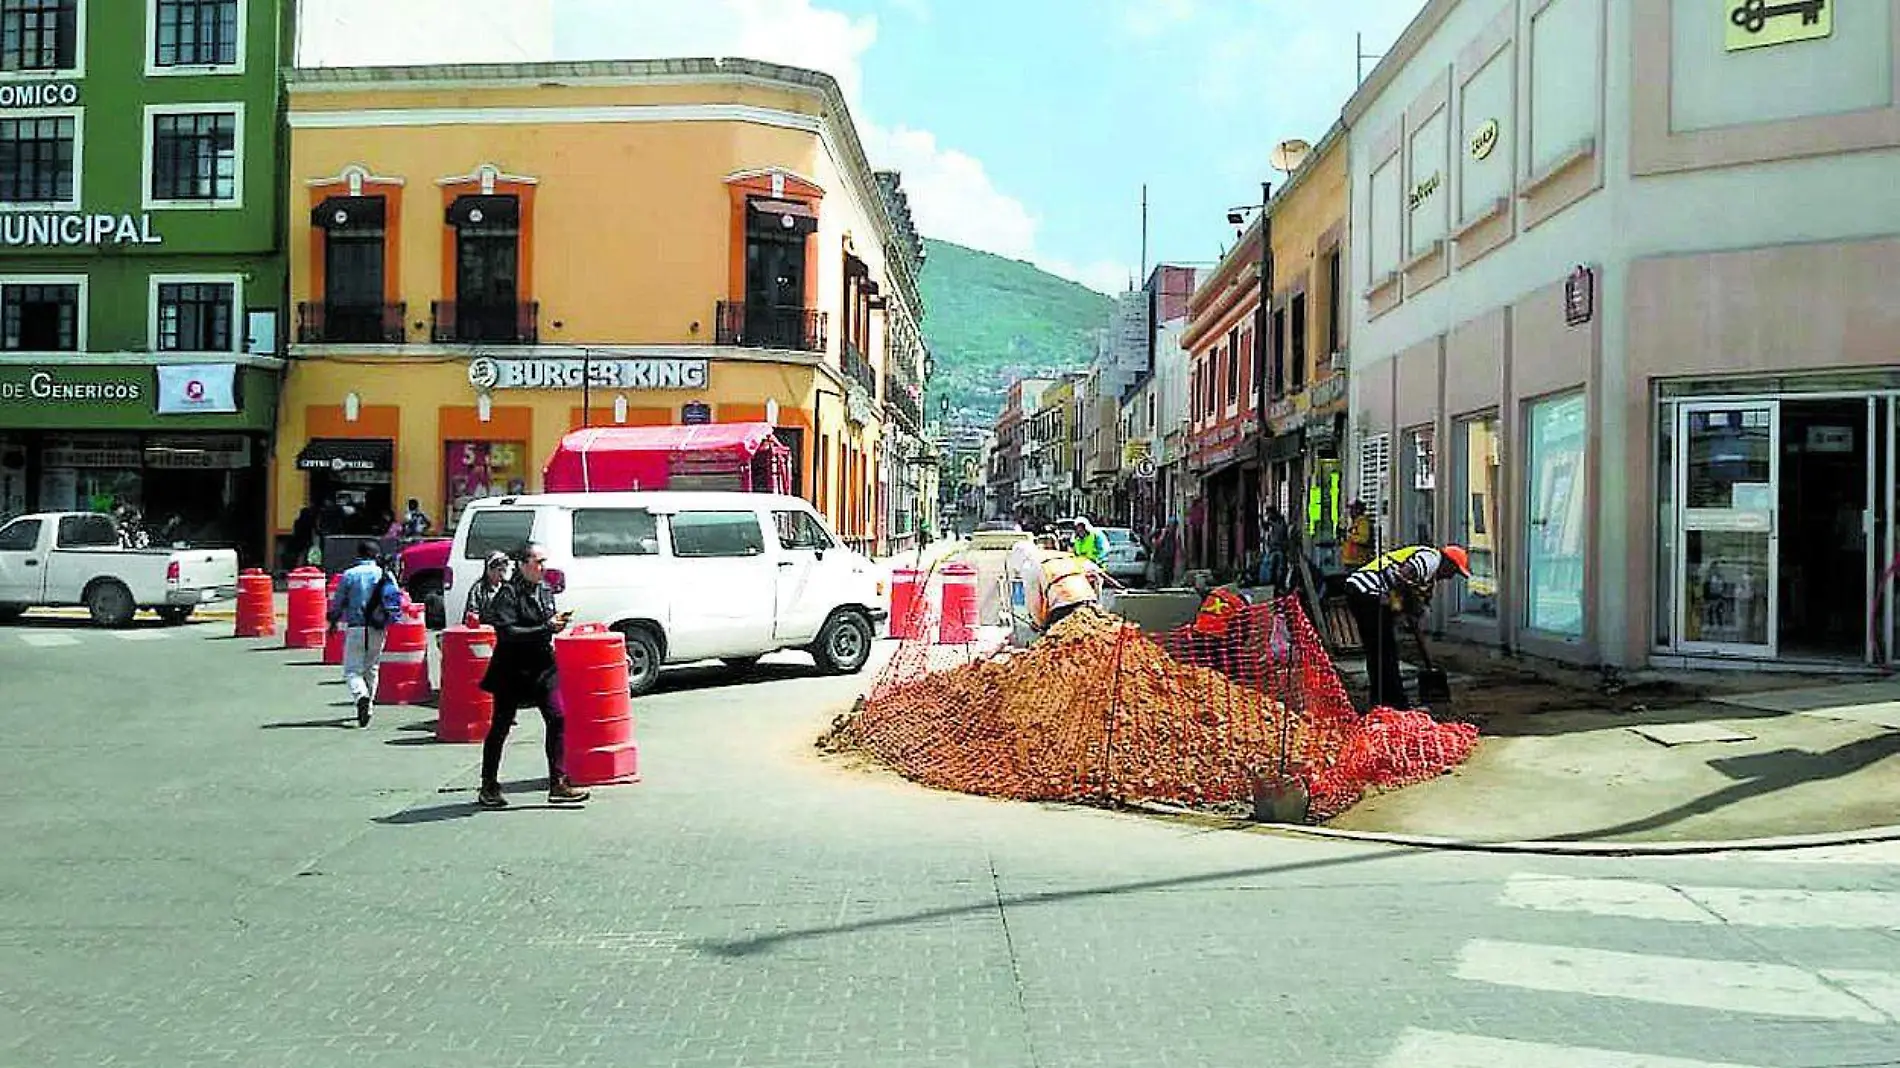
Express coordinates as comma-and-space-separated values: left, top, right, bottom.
298, 0, 1429, 295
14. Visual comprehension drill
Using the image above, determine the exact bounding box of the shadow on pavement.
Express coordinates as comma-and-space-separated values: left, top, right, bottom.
654, 662, 821, 694
262, 716, 356, 729
1550, 731, 1900, 841
378, 780, 580, 824
384, 735, 446, 747
1479, 699, 1795, 740
697, 846, 1410, 958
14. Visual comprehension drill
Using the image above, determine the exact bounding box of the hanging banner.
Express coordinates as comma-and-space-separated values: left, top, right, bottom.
155, 364, 238, 415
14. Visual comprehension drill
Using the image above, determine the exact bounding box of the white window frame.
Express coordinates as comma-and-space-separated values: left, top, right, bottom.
148, 272, 243, 355
0, 105, 81, 211
144, 0, 245, 77
141, 101, 244, 211
0, 0, 87, 83
0, 272, 87, 352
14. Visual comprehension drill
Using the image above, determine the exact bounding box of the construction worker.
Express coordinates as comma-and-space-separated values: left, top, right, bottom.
1072, 518, 1108, 566
1344, 544, 1471, 710
1010, 539, 1105, 636
1340, 500, 1376, 568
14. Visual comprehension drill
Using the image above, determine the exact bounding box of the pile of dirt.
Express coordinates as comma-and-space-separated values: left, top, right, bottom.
824, 607, 1297, 807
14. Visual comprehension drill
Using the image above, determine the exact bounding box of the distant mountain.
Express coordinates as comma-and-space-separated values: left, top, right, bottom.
918, 239, 1117, 424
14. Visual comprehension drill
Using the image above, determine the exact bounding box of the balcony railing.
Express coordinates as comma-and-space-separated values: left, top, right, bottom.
714, 301, 827, 353
430, 300, 540, 345
842, 340, 878, 396
296, 301, 407, 345
888, 383, 923, 428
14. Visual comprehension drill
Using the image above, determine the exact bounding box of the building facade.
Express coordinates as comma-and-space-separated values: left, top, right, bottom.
1184, 223, 1265, 578
1347, 0, 1900, 669
987, 376, 1048, 522
277, 59, 917, 558
0, 0, 294, 566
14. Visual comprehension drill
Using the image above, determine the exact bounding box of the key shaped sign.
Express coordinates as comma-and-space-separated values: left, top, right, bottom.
1726, 0, 1831, 51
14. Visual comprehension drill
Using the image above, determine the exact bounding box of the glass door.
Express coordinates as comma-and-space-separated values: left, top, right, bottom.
1676, 401, 1779, 656
1525, 392, 1588, 636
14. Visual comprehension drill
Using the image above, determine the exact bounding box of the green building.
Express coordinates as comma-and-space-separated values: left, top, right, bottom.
0, 0, 294, 566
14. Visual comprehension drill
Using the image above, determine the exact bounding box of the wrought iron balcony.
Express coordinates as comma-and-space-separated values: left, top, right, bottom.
842, 340, 878, 396
714, 301, 827, 353
887, 380, 923, 428
296, 301, 407, 345
430, 300, 540, 345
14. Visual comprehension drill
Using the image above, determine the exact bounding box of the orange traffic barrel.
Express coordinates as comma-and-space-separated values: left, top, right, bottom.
554, 624, 639, 786
937, 562, 978, 645
233, 569, 275, 638
889, 568, 922, 640
321, 574, 345, 665
374, 614, 431, 705
284, 567, 327, 648
437, 625, 495, 743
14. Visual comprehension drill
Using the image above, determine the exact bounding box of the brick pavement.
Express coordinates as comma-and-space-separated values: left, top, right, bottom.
5, 620, 1900, 1066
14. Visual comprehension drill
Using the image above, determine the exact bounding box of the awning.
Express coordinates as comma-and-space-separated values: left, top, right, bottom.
747, 197, 819, 235
446, 195, 520, 230
296, 438, 394, 473
311, 195, 386, 231
543, 422, 791, 493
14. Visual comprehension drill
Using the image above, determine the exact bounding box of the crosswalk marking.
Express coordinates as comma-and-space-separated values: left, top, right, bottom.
1379, 1029, 1769, 1068
111, 631, 169, 642
1454, 939, 1891, 1023
16, 632, 80, 648
1502, 874, 1900, 929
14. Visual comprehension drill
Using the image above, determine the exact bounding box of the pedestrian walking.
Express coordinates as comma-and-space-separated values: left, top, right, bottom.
326, 539, 402, 727
1343, 544, 1470, 710
1262, 506, 1290, 593
401, 497, 434, 540
477, 543, 590, 808
462, 550, 511, 627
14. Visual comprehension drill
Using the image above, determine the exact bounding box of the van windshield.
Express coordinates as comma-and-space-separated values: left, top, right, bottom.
464, 509, 535, 560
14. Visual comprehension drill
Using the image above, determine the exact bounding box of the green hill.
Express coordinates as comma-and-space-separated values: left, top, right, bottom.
919, 239, 1116, 422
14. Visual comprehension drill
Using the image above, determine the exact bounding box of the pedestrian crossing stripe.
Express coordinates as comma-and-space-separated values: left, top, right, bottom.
1501, 873, 1900, 929
1380, 1028, 1769, 1067
16, 632, 79, 647
1455, 939, 1894, 1023
112, 631, 170, 641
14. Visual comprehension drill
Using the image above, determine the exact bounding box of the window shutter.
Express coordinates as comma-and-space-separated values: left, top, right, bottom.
1358, 432, 1392, 547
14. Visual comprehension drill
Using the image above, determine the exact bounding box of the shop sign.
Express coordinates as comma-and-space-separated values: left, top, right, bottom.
0, 213, 163, 248
0, 82, 79, 108
0, 367, 145, 404
681, 401, 712, 426
1469, 119, 1500, 161
1121, 438, 1152, 465
1565, 265, 1595, 326
467, 356, 709, 392
42, 434, 141, 468
1726, 0, 1830, 51
143, 436, 252, 470
1408, 171, 1442, 209
155, 364, 237, 415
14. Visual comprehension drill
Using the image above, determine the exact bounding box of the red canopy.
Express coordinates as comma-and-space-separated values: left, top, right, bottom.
543, 423, 791, 494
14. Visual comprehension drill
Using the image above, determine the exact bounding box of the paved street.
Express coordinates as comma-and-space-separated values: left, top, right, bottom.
6, 619, 1900, 1067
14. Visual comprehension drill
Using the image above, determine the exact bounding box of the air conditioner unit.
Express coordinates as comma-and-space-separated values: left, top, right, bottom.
1329, 351, 1349, 374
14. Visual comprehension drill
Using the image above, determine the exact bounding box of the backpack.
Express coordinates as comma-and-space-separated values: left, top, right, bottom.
364, 571, 402, 629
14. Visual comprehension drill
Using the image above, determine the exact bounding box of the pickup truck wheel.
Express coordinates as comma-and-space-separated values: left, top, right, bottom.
618, 625, 663, 697
0, 604, 23, 624
84, 581, 135, 628
155, 606, 194, 625
813, 609, 873, 675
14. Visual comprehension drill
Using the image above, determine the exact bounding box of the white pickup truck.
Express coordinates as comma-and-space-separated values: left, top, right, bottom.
0, 512, 241, 626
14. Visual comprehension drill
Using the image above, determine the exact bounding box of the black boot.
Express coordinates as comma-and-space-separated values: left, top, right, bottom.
548, 777, 590, 804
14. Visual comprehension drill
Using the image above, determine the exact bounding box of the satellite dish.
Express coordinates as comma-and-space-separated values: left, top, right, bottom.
1270, 138, 1313, 175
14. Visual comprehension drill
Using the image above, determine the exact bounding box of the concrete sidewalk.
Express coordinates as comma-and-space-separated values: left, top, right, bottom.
1328, 677, 1900, 845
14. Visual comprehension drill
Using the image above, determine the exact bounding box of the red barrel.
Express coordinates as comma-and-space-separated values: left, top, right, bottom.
437, 625, 495, 742
554, 624, 639, 786
284, 567, 327, 648
374, 614, 431, 705
322, 574, 345, 665
233, 569, 275, 638
889, 567, 922, 640
937, 562, 978, 645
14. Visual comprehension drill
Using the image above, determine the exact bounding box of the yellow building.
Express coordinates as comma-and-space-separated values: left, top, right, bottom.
276, 58, 925, 554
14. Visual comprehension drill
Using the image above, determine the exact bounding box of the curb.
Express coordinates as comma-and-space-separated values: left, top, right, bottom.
1126, 800, 1900, 857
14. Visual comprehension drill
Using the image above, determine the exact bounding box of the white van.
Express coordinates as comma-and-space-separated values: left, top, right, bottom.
446, 492, 889, 695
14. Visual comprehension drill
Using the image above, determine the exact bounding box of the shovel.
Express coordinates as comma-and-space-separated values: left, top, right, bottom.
1405, 614, 1453, 711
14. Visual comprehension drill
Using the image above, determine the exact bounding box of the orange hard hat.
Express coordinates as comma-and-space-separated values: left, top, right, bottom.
1442, 544, 1472, 577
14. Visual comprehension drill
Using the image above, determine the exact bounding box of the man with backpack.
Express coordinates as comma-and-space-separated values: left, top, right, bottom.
327, 539, 403, 727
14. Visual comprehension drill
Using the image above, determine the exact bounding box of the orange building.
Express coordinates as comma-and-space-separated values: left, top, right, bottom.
274, 58, 926, 556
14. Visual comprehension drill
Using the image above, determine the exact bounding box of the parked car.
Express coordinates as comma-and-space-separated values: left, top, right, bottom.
446, 491, 889, 695
0, 512, 240, 627
394, 537, 454, 629
969, 520, 1031, 552
1099, 527, 1148, 585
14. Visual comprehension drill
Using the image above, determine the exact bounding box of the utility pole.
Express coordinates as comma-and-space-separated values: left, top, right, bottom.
1139, 184, 1149, 285
1357, 32, 1385, 85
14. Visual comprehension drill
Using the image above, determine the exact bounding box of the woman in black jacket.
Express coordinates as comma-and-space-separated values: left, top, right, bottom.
477, 544, 589, 808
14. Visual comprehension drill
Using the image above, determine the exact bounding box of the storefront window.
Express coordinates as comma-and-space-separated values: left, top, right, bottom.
445, 440, 527, 531
1399, 424, 1435, 547
1525, 391, 1588, 637
1655, 404, 1675, 648
0, 435, 26, 521
1451, 415, 1500, 620
39, 433, 142, 515
142, 434, 257, 548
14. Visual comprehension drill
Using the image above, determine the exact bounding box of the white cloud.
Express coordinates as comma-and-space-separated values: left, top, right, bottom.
300, 0, 1123, 293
